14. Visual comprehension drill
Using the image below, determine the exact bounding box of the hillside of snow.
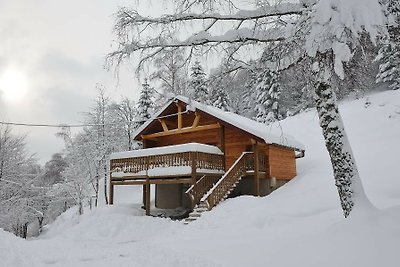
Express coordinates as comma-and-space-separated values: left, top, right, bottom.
1, 90, 400, 267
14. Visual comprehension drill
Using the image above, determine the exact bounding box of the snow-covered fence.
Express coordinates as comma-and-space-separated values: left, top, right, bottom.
110, 143, 225, 180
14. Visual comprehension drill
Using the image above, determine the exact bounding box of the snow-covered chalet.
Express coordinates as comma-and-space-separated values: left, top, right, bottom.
109, 96, 305, 219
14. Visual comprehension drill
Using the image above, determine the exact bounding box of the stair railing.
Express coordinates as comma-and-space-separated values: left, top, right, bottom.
185, 175, 220, 208
201, 152, 254, 210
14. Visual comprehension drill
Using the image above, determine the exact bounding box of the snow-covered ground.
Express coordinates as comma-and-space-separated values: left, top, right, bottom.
1, 90, 400, 267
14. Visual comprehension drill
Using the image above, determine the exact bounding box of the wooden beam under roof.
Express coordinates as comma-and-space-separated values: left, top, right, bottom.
158, 119, 169, 132
141, 123, 220, 140
192, 112, 201, 128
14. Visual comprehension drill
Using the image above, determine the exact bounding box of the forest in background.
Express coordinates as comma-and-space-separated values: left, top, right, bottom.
0, 0, 399, 238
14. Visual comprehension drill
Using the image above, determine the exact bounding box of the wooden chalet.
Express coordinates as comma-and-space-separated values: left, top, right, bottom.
109, 96, 305, 217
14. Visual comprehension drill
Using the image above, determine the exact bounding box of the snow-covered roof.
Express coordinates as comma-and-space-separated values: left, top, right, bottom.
133, 96, 305, 151
110, 142, 223, 160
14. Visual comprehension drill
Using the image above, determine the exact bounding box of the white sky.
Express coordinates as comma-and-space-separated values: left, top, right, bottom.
0, 0, 259, 165
0, 0, 167, 164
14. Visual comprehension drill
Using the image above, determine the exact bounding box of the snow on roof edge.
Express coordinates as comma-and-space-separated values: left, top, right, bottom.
176, 96, 305, 151
132, 95, 305, 151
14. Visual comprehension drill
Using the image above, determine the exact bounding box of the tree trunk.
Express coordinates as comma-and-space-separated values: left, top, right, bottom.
314, 80, 373, 217
79, 200, 83, 215
38, 217, 44, 234
95, 175, 99, 207
104, 159, 108, 205
22, 223, 28, 239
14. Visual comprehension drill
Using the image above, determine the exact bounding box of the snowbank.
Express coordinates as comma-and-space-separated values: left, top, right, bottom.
1, 90, 399, 267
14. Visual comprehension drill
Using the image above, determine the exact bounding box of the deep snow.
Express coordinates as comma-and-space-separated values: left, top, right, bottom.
1, 89, 400, 267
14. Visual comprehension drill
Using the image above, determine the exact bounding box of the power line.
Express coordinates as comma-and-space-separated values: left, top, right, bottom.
0, 110, 189, 128
0, 121, 133, 128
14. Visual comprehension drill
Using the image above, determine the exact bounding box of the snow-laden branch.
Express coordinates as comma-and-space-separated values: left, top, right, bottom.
306, 0, 388, 79
0, 178, 22, 186
108, 2, 306, 69
115, 2, 303, 27
108, 26, 284, 67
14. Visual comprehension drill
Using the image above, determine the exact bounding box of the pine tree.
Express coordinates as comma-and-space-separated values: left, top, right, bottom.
208, 74, 232, 111
376, 38, 400, 90
240, 68, 259, 118
254, 70, 282, 124
376, 0, 400, 90
137, 79, 155, 124
189, 60, 208, 103
211, 84, 231, 111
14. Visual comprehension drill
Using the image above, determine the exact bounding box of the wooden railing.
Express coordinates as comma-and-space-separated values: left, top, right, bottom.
185, 175, 220, 208
110, 151, 224, 178
259, 153, 267, 172
201, 152, 254, 210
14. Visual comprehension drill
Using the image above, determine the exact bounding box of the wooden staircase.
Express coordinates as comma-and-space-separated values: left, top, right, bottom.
184, 152, 254, 224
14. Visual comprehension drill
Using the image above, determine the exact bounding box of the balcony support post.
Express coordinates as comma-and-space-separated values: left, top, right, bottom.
254, 143, 260, 196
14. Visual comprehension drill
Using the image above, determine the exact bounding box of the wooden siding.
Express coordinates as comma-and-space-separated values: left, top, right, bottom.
268, 145, 296, 179
224, 126, 254, 169
155, 127, 221, 148
136, 104, 297, 178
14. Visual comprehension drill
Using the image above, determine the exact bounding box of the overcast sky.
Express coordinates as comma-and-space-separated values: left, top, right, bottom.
0, 0, 159, 164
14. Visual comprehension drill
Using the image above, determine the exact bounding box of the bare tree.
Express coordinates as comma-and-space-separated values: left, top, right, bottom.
110, 97, 138, 151
0, 125, 39, 236
150, 47, 189, 96
56, 127, 90, 215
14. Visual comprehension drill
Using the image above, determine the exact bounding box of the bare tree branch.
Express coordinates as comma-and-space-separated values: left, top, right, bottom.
107, 2, 306, 71
115, 3, 302, 27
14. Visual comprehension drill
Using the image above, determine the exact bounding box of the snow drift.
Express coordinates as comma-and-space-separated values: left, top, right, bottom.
0, 89, 399, 267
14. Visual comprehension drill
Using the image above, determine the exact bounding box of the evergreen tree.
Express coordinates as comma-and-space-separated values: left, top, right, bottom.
208, 74, 232, 111
376, 0, 400, 90
254, 70, 282, 123
376, 40, 400, 90
240, 68, 259, 118
211, 84, 231, 111
137, 79, 155, 124
189, 60, 208, 103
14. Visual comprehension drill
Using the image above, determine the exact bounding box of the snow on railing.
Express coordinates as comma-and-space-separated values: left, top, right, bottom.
110, 144, 225, 179
110, 143, 223, 160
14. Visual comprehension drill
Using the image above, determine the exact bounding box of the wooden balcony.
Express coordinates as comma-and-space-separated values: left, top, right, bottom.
109, 143, 225, 186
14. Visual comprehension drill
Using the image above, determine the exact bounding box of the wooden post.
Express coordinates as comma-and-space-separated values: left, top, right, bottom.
177, 103, 183, 130
143, 134, 152, 216
142, 184, 146, 207
220, 125, 226, 171
254, 143, 260, 196
191, 152, 197, 184
109, 182, 114, 205
142, 139, 147, 149
145, 183, 150, 216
